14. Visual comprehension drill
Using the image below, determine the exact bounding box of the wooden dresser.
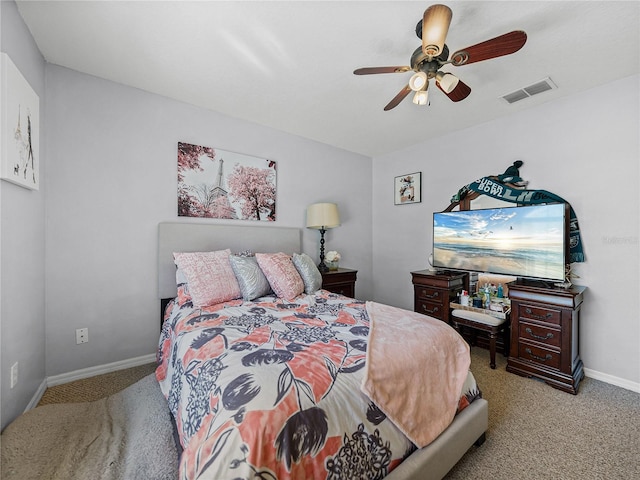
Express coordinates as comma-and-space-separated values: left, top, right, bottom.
507, 280, 586, 394
321, 268, 357, 297
411, 270, 466, 322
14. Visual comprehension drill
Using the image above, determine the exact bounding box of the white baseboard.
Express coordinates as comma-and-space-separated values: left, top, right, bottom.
46, 353, 157, 387
584, 367, 640, 393
26, 353, 157, 411
25, 355, 638, 412
24, 379, 48, 413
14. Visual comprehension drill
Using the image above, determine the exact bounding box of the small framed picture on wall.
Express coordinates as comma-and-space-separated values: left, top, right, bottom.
394, 172, 421, 205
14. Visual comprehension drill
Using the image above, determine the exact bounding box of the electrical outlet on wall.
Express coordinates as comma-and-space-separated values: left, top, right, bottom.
76, 328, 89, 344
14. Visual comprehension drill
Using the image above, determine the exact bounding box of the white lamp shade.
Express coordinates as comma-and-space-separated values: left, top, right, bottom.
413, 90, 429, 105
306, 203, 340, 229
409, 72, 428, 92
436, 71, 459, 94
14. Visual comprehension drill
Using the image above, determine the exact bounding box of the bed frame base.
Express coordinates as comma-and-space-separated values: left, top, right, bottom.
474, 432, 487, 447
385, 398, 488, 480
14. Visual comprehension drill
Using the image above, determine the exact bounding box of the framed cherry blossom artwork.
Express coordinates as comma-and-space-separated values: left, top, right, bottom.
1, 53, 40, 190
394, 172, 421, 205
177, 142, 276, 221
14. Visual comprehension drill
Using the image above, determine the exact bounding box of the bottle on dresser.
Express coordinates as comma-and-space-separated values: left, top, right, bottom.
468, 272, 478, 296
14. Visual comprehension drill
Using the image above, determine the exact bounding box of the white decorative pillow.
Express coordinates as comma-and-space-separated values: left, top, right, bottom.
174, 267, 193, 304
292, 253, 322, 294
175, 267, 188, 287
230, 255, 273, 300
173, 250, 242, 306
255, 252, 305, 300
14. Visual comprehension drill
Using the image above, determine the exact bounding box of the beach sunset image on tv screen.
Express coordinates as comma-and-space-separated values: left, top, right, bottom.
433, 203, 566, 281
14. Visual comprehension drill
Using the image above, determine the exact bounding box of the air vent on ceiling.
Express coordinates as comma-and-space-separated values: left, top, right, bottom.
501, 77, 557, 104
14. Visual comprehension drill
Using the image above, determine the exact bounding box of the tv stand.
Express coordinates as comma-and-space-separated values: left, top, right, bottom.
507, 281, 586, 394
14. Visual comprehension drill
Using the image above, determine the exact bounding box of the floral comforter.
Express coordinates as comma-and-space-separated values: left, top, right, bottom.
157, 290, 480, 480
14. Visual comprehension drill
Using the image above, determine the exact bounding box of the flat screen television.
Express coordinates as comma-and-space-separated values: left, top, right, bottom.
433, 203, 568, 282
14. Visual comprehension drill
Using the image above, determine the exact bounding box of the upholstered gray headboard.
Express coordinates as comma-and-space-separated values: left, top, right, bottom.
158, 222, 301, 299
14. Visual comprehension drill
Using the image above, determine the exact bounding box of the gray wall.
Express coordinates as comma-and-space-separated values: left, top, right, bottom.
0, 0, 47, 430
44, 64, 373, 378
372, 74, 640, 387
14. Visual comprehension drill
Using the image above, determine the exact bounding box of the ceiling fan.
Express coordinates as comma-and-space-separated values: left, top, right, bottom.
354, 4, 527, 110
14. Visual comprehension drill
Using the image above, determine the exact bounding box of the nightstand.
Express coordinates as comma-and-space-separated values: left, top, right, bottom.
321, 268, 357, 297
411, 270, 466, 322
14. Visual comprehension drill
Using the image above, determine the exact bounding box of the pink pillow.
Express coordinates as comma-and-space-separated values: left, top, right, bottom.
255, 252, 304, 300
173, 250, 241, 306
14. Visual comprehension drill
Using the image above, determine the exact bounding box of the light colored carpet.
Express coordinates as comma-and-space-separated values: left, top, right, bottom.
445, 347, 640, 479
3, 349, 639, 479
38, 362, 158, 405
1, 374, 179, 480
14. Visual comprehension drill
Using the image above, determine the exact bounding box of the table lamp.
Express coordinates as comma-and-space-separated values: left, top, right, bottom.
306, 203, 340, 272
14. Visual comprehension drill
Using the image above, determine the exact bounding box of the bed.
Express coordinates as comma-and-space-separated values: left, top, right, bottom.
156, 222, 488, 480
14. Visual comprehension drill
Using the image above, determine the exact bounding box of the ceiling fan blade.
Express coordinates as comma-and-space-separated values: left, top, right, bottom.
450, 30, 527, 66
354, 66, 412, 75
422, 4, 452, 58
437, 78, 471, 102
384, 85, 412, 111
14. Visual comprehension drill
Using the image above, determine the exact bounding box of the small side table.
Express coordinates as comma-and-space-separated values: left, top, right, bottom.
321, 268, 357, 297
411, 270, 466, 322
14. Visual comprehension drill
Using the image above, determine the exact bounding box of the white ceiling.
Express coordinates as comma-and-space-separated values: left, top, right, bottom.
16, 1, 640, 157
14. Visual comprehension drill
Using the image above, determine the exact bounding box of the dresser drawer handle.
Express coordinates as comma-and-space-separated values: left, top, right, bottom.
421, 304, 439, 315
524, 308, 553, 321
525, 328, 554, 341
422, 290, 439, 299
525, 348, 552, 362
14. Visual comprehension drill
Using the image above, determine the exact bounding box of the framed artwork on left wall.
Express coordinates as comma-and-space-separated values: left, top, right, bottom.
1, 53, 40, 190
394, 172, 421, 205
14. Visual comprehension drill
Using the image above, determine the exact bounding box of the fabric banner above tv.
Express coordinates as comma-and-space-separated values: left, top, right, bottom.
466, 176, 585, 263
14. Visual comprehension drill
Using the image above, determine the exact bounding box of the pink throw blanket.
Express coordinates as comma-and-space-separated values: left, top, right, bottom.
361, 301, 470, 448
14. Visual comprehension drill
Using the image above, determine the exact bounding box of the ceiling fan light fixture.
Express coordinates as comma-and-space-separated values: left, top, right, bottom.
409, 72, 428, 92
436, 71, 460, 94
422, 4, 452, 57
413, 89, 429, 105
354, 4, 526, 111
